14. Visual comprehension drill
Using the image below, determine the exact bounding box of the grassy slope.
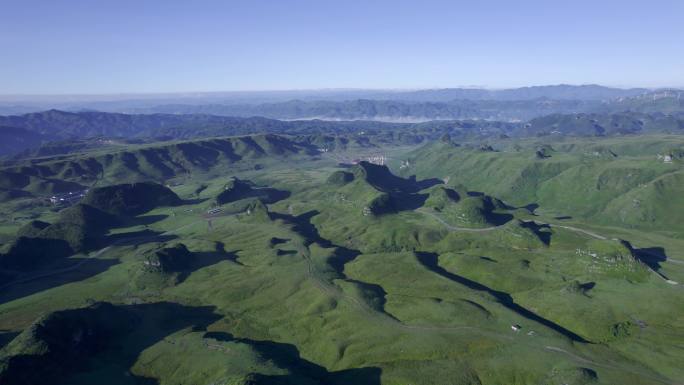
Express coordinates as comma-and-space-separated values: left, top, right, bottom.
403, 136, 684, 233
0, 143, 682, 384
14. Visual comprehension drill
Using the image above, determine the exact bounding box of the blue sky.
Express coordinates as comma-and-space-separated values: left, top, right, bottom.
1, 0, 683, 94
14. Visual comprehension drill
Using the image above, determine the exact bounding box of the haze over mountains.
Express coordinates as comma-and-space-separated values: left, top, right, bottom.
3, 88, 684, 385
0, 84, 683, 157
2, 84, 680, 117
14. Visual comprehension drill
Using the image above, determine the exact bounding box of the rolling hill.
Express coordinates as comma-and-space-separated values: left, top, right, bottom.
0, 134, 319, 199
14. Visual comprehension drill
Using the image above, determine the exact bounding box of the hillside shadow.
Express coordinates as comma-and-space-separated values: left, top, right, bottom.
269, 237, 289, 246
271, 211, 361, 272
412, 176, 444, 191
521, 203, 539, 214
359, 162, 440, 194
581, 282, 596, 292
270, 210, 399, 320
177, 242, 242, 284
467, 191, 485, 197
105, 229, 178, 246
1, 302, 221, 385
202, 332, 381, 385
519, 221, 552, 245
129, 214, 168, 226
257, 187, 291, 204
137, 150, 176, 178
0, 258, 119, 305
414, 252, 588, 343
0, 330, 20, 349
218, 185, 290, 205
631, 246, 668, 272
391, 191, 429, 211
182, 197, 210, 205
271, 211, 331, 247
345, 278, 400, 321
485, 211, 514, 226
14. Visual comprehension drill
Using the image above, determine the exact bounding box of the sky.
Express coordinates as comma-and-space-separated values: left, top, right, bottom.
1, 0, 683, 94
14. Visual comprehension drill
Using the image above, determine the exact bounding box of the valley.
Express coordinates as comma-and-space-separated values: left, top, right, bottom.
1, 126, 683, 384
4, 1, 684, 382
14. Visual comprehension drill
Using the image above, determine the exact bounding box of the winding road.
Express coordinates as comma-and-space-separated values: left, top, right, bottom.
418, 207, 682, 286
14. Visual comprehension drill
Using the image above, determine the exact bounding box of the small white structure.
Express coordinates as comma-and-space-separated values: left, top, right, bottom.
511, 324, 522, 332
207, 207, 223, 215
366, 154, 386, 166
657, 154, 674, 163
49, 189, 88, 206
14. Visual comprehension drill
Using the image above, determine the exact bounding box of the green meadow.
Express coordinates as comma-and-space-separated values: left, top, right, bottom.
1, 134, 683, 385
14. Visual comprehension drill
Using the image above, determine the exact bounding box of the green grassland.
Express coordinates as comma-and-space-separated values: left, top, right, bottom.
0, 135, 683, 384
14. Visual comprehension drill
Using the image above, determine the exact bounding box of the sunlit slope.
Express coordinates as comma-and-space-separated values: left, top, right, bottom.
403, 137, 684, 231
0, 139, 682, 384
0, 134, 318, 200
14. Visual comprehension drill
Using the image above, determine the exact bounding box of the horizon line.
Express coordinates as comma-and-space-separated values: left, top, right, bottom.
2, 83, 682, 99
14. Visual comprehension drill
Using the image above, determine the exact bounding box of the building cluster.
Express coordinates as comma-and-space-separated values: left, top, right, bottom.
365, 155, 387, 166
577, 247, 638, 274
656, 154, 673, 163
49, 189, 88, 205
206, 207, 223, 215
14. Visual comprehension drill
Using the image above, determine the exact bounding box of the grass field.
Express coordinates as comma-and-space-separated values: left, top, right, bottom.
1, 137, 683, 384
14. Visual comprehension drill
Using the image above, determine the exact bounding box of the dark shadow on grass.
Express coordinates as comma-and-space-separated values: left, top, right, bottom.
0, 258, 119, 305
391, 192, 429, 211
631, 246, 668, 271
485, 212, 514, 226
345, 278, 400, 321
182, 197, 210, 205
105, 229, 178, 247
414, 252, 589, 343
271, 210, 397, 320
129, 214, 168, 226
176, 241, 242, 284
202, 332, 381, 385
479, 256, 498, 263
522, 203, 539, 214
271, 210, 362, 274
467, 191, 485, 197
581, 282, 596, 292
621, 241, 673, 281
1, 302, 221, 385
269, 237, 289, 247
0, 330, 20, 349
271, 211, 331, 247
519, 221, 552, 245
357, 162, 440, 194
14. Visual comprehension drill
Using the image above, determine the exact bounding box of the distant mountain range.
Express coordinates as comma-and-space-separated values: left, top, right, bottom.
125, 98, 598, 122
0, 84, 675, 116
521, 112, 684, 137
122, 89, 683, 122
0, 110, 515, 156
0, 108, 684, 155
1, 94, 683, 156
